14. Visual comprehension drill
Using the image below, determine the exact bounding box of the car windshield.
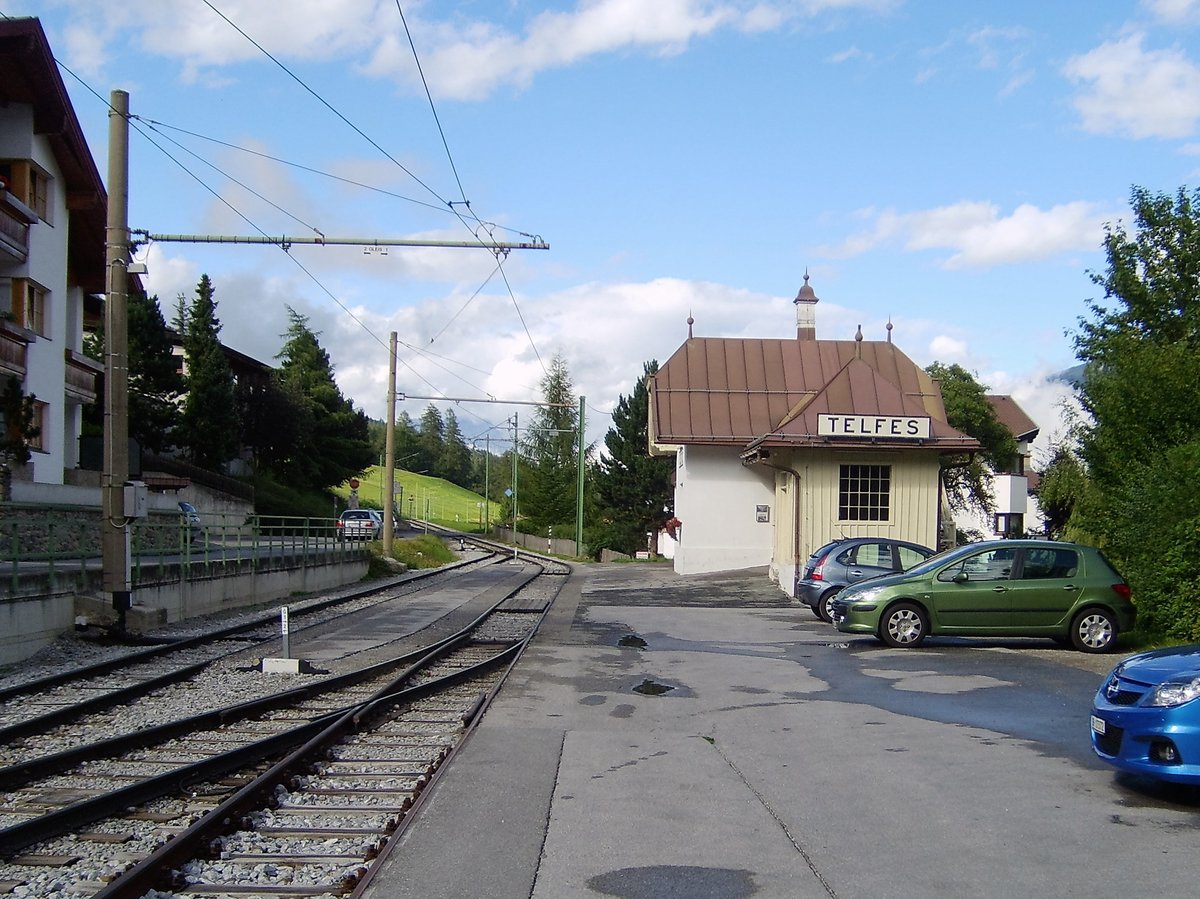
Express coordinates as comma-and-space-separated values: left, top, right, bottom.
343, 511, 371, 520
894, 543, 980, 578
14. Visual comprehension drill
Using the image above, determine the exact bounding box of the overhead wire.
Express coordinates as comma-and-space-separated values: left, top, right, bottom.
54, 60, 472, 399
202, 0, 549, 379
50, 4, 554, 412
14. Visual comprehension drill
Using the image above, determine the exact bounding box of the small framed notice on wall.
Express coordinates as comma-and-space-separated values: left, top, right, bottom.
756, 505, 770, 523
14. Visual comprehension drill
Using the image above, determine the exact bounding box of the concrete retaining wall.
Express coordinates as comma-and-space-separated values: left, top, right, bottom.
0, 556, 369, 668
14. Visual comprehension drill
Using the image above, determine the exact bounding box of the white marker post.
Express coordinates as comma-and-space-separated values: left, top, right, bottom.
262, 605, 302, 674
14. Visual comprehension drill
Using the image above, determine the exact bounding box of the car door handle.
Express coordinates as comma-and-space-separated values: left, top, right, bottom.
991, 586, 1007, 592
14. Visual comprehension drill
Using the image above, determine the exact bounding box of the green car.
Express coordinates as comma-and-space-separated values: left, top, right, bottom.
830, 539, 1135, 653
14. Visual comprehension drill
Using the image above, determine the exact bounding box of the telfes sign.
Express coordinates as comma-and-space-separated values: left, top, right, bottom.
818, 414, 931, 439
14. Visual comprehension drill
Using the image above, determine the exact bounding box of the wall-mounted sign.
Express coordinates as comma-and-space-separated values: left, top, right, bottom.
756, 504, 770, 523
818, 414, 931, 439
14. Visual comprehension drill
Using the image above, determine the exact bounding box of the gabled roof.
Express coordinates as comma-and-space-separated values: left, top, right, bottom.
986, 394, 1039, 443
0, 17, 107, 292
649, 336, 979, 453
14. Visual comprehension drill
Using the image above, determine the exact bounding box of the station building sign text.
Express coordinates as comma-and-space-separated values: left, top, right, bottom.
818, 414, 931, 439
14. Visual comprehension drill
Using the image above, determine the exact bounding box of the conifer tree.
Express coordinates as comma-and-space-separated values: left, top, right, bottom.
276, 307, 375, 490
176, 275, 239, 470
521, 354, 579, 532
592, 360, 673, 554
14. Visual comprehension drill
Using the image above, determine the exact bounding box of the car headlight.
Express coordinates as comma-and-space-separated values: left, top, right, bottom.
1146, 676, 1200, 707
848, 586, 884, 605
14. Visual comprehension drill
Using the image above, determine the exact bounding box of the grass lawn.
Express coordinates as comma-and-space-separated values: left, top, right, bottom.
335, 467, 499, 532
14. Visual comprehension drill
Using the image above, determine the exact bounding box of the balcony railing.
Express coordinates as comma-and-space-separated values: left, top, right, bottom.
64, 348, 103, 403
0, 190, 35, 265
0, 318, 33, 380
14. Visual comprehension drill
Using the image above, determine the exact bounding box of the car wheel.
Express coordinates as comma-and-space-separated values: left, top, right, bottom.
807, 601, 825, 620
879, 602, 927, 648
1070, 608, 1118, 653
819, 589, 841, 624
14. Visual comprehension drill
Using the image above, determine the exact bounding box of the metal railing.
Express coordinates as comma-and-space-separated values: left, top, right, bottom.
0, 508, 372, 599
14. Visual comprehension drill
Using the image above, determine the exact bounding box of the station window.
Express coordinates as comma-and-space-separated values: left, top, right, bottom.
839, 464, 890, 521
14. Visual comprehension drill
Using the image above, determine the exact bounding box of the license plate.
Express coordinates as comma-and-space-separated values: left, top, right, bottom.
1090, 715, 1106, 736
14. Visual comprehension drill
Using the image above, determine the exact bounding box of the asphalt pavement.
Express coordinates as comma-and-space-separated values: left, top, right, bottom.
362, 562, 1199, 899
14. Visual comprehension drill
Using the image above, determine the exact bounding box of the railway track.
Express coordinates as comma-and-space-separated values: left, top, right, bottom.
0, 550, 567, 897
0, 551, 508, 749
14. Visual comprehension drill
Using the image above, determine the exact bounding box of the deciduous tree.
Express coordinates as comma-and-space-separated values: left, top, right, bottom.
926, 362, 1017, 517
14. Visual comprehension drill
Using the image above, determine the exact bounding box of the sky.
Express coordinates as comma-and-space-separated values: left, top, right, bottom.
9, 0, 1200, 460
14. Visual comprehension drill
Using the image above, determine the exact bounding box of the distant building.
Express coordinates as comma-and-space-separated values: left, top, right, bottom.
976, 394, 1041, 538
0, 17, 105, 497
648, 276, 1034, 596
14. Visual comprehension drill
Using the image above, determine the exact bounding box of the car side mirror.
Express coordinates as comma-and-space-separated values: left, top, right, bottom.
953, 570, 969, 584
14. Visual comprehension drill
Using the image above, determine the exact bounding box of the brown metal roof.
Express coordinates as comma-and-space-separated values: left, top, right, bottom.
985, 394, 1039, 442
650, 337, 980, 452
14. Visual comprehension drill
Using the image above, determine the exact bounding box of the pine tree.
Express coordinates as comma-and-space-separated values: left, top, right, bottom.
82, 291, 183, 453
176, 275, 240, 470
438, 409, 472, 485
592, 360, 673, 554
418, 405, 444, 475
276, 307, 375, 490
521, 354, 579, 533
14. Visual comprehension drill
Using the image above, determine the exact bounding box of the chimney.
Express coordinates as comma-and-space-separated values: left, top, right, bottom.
793, 271, 819, 340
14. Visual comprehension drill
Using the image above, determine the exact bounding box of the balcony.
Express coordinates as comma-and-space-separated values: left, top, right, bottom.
0, 317, 34, 379
0, 189, 36, 266
64, 347, 103, 403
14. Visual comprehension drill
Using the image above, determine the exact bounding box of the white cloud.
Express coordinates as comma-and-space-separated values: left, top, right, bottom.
48, 0, 897, 101
928, 335, 969, 361
1064, 33, 1200, 139
1142, 0, 1200, 24
819, 200, 1113, 269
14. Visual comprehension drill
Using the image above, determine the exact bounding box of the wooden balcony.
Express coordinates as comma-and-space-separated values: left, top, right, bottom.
0, 190, 35, 265
0, 318, 33, 379
64, 347, 103, 403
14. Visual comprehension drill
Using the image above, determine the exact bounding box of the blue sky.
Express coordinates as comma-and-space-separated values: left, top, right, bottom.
11, 0, 1200, 456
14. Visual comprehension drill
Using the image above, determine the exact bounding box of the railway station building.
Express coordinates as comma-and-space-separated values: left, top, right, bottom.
647, 275, 1022, 595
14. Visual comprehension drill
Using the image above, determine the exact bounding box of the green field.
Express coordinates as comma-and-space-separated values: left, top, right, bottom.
335, 467, 500, 532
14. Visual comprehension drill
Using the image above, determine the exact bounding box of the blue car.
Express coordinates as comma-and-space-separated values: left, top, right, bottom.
1091, 644, 1200, 784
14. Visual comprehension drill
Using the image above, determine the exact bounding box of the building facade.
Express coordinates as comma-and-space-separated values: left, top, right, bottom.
649, 277, 1003, 595
0, 18, 105, 494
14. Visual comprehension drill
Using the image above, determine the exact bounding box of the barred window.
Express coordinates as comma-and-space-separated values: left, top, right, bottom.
839, 464, 891, 521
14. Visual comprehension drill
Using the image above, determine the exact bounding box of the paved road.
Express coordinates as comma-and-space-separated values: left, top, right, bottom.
366, 563, 1199, 899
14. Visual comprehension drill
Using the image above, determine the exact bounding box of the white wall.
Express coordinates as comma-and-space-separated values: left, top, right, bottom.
3, 107, 72, 486
671, 444, 775, 575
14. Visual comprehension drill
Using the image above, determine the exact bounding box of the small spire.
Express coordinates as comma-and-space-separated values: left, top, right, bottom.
794, 270, 819, 340
886, 318, 893, 344
687, 311, 695, 339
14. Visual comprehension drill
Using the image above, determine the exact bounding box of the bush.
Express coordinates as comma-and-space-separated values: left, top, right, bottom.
389, 534, 457, 569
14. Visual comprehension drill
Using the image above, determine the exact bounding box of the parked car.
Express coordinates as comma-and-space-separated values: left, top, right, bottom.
178, 501, 201, 542
337, 509, 381, 540
830, 539, 1135, 653
796, 537, 936, 622
1091, 645, 1200, 784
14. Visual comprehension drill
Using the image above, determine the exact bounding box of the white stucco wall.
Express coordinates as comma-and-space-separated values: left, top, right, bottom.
671, 444, 775, 575
2, 104, 75, 486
